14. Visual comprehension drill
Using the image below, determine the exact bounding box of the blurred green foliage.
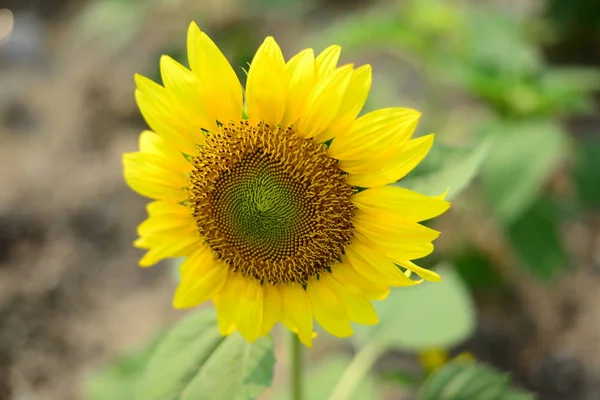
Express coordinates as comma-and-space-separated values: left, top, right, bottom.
275, 355, 378, 400
507, 196, 569, 281
574, 140, 600, 209
140, 309, 274, 400
353, 265, 475, 351
546, 0, 600, 37
480, 120, 567, 224
419, 361, 534, 400
89, 308, 275, 400
88, 333, 165, 400
317, 0, 598, 283
401, 139, 490, 200
85, 0, 599, 398
454, 248, 506, 293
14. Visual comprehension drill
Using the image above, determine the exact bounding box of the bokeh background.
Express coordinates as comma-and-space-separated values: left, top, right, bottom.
0, 0, 599, 399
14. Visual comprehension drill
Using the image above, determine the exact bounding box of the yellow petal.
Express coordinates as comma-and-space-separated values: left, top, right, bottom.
323, 273, 378, 325
139, 130, 175, 155
355, 230, 434, 263
328, 107, 421, 161
187, 22, 243, 124
213, 272, 245, 335
138, 130, 191, 175
262, 283, 282, 334
137, 230, 197, 249
340, 132, 432, 175
136, 202, 197, 245
134, 75, 199, 155
331, 258, 390, 300
138, 236, 201, 267
419, 348, 450, 373
306, 276, 353, 337
159, 55, 216, 134
145, 200, 190, 217
352, 186, 450, 222
353, 210, 441, 243
236, 279, 265, 342
280, 283, 314, 347
245, 37, 286, 126
137, 214, 195, 238
123, 152, 188, 201
134, 237, 150, 249
173, 248, 228, 308
345, 240, 421, 286
315, 45, 341, 79
347, 134, 435, 187
296, 64, 353, 139
396, 259, 442, 282
314, 64, 372, 143
282, 49, 316, 126
178, 243, 213, 276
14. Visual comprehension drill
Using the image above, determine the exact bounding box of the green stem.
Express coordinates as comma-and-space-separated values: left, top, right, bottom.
290, 332, 303, 400
328, 342, 385, 400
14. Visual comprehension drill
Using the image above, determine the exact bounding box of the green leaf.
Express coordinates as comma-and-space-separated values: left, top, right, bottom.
454, 248, 506, 292
399, 138, 490, 201
383, 370, 420, 387
573, 138, 600, 209
538, 68, 600, 115
463, 10, 541, 77
354, 265, 475, 350
306, 11, 407, 53
140, 308, 275, 400
73, 1, 146, 52
481, 120, 567, 223
419, 361, 534, 400
506, 196, 567, 281
87, 334, 165, 400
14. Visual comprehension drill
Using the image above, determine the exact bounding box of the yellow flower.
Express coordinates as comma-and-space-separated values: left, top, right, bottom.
419, 348, 475, 374
123, 22, 450, 347
419, 348, 450, 374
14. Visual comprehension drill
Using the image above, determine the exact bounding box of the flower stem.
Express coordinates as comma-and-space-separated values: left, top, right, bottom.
290, 332, 304, 400
328, 342, 385, 400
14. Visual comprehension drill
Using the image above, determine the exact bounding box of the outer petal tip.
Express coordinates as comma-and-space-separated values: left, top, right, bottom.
436, 188, 452, 203
187, 21, 202, 45
189, 20, 200, 32
171, 297, 187, 309
297, 332, 314, 348
258, 36, 282, 56
134, 73, 154, 90
138, 254, 155, 268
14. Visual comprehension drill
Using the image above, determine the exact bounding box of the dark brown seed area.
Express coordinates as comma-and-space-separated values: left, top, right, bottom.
188, 121, 355, 284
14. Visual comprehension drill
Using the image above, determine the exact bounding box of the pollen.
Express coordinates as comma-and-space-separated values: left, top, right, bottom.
189, 121, 355, 284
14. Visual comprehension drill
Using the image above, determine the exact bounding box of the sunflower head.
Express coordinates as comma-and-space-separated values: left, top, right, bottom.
124, 22, 450, 347
189, 121, 355, 285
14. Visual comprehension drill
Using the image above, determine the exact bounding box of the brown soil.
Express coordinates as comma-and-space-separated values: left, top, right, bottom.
1, 1, 600, 400
0, 2, 234, 398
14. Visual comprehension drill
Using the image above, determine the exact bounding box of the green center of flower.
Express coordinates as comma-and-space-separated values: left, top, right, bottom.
211, 149, 315, 260
189, 121, 355, 285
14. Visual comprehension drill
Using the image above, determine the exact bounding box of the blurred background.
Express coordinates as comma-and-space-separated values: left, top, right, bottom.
0, 0, 599, 399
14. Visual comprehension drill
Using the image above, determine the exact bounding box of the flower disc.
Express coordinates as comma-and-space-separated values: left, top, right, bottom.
190, 122, 355, 285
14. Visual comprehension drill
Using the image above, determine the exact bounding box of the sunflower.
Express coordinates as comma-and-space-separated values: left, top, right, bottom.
123, 22, 450, 347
